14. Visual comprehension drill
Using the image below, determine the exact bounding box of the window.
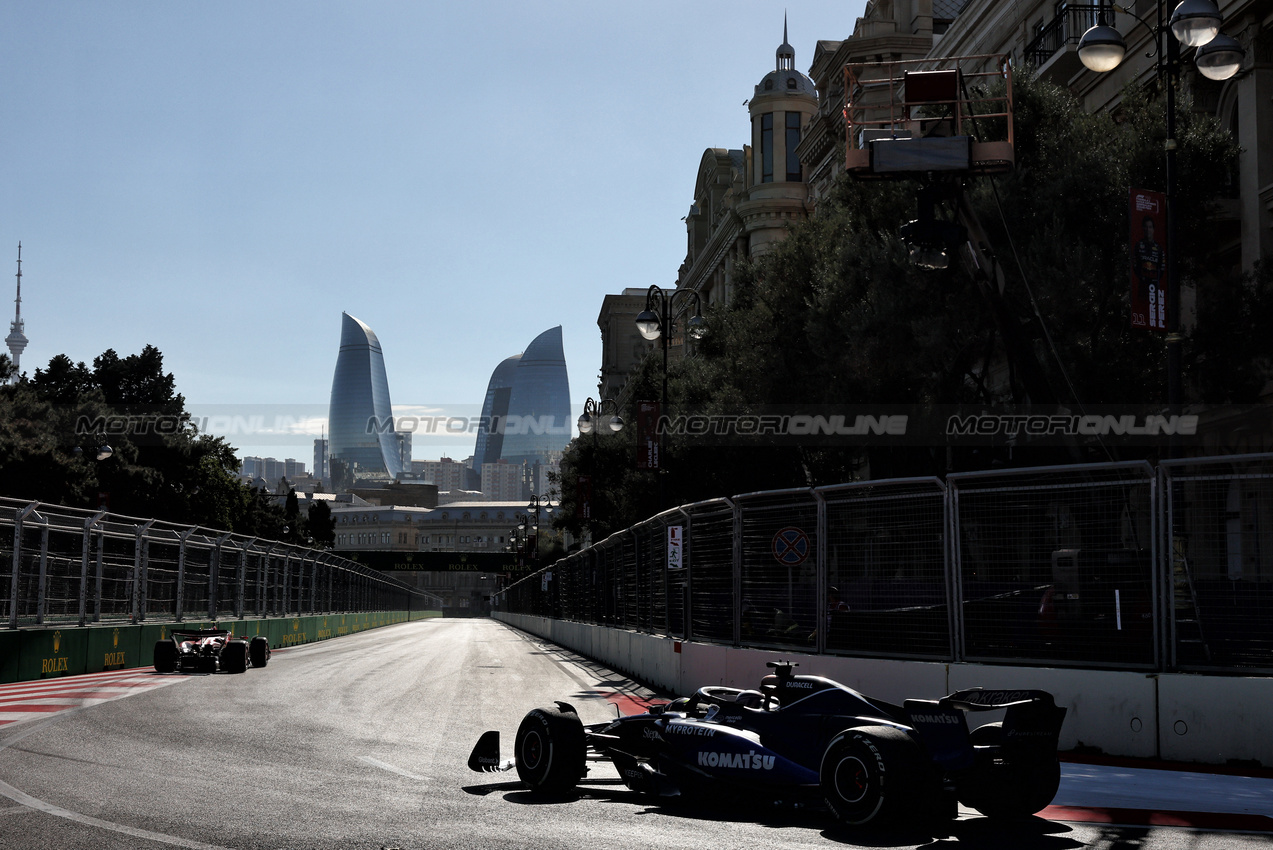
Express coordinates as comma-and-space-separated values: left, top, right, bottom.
760, 113, 774, 183
786, 112, 802, 181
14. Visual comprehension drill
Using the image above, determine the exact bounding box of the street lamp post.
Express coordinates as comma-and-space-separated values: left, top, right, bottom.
634, 286, 706, 506
577, 396, 624, 437
577, 397, 624, 535
1077, 0, 1244, 422
526, 494, 551, 563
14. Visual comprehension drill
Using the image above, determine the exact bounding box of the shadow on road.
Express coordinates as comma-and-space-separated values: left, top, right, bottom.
462, 778, 1096, 849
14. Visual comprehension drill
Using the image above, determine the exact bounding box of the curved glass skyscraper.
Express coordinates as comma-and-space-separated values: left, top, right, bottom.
328, 312, 402, 485
473, 353, 520, 467
474, 326, 571, 467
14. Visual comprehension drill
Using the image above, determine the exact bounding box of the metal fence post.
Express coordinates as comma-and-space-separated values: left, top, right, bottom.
174, 527, 197, 623
132, 519, 155, 624
946, 483, 963, 663
1162, 463, 1177, 670
210, 532, 231, 621
34, 518, 49, 626
261, 544, 276, 618
9, 502, 39, 630
93, 523, 104, 624
678, 507, 693, 641
78, 510, 107, 627
296, 552, 307, 615
282, 554, 291, 616
730, 497, 741, 646
310, 554, 320, 614
814, 488, 827, 656
1155, 465, 1166, 671
236, 538, 255, 620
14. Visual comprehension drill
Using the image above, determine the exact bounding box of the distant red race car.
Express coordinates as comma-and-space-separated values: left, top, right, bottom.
153, 627, 270, 674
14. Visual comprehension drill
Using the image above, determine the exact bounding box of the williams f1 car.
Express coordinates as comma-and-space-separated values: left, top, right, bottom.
153, 627, 271, 674
468, 661, 1066, 827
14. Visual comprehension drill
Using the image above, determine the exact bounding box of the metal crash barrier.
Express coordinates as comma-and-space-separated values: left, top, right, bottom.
1, 498, 440, 630
501, 454, 1273, 675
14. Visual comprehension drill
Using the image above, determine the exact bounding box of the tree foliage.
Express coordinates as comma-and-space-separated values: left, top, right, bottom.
0, 345, 288, 537
554, 72, 1270, 541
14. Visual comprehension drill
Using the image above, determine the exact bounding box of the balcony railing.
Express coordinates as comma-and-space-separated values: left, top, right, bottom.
1024, 4, 1106, 67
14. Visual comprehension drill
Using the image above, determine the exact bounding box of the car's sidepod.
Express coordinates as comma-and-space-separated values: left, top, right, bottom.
656, 717, 818, 786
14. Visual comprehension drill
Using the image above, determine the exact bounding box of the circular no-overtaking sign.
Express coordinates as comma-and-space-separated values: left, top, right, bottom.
772, 527, 810, 566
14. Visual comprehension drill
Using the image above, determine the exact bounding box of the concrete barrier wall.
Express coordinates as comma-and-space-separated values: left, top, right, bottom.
492, 613, 1270, 766
1158, 674, 1273, 765
3, 609, 441, 685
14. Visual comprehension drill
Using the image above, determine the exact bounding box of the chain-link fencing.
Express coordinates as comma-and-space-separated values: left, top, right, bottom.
500, 453, 1273, 673
2, 498, 440, 629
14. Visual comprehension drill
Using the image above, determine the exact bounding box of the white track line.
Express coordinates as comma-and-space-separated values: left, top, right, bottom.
0, 680, 234, 849
358, 755, 428, 783
0, 777, 233, 850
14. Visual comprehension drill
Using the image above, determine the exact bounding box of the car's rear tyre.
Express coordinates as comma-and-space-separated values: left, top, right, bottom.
960, 722, 1060, 819
820, 726, 924, 827
153, 641, 177, 674
249, 636, 270, 668
514, 704, 585, 797
220, 640, 249, 674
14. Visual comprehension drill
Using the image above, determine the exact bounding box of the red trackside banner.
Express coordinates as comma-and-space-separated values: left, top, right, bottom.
1130, 188, 1167, 332
636, 401, 661, 470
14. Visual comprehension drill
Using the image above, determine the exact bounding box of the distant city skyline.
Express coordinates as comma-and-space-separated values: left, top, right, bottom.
2, 1, 870, 462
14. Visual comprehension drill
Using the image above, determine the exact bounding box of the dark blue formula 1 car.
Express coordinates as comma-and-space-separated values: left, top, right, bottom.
468, 661, 1066, 827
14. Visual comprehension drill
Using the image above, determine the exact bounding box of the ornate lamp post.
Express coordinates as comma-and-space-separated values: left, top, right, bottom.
1077, 0, 1244, 419
576, 397, 623, 535
526, 494, 552, 562
577, 397, 624, 436
634, 286, 706, 506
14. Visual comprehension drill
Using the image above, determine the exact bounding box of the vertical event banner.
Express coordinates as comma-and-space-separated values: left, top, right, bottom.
667, 525, 683, 570
1130, 188, 1167, 332
577, 474, 592, 521
636, 401, 661, 470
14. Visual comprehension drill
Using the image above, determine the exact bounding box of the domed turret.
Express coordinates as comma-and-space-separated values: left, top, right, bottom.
749, 17, 817, 186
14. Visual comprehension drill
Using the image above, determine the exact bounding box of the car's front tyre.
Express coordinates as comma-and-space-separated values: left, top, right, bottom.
514, 704, 585, 797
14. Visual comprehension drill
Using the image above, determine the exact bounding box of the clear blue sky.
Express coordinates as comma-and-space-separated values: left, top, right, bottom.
2, 0, 867, 464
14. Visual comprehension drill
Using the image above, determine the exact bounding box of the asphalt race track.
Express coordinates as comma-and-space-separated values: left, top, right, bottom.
0, 618, 1268, 850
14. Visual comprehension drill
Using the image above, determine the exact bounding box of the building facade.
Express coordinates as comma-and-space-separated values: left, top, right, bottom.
327, 312, 403, 488
313, 437, 329, 487
597, 288, 655, 401
600, 25, 819, 404
473, 354, 520, 468
472, 326, 572, 491
413, 457, 473, 492
331, 500, 561, 613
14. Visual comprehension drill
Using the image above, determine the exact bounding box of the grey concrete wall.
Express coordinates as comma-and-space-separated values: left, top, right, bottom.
492, 613, 1272, 766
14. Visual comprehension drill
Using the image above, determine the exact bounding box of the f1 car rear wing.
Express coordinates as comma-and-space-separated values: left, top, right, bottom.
903, 688, 1066, 772
170, 629, 231, 639
938, 688, 1059, 711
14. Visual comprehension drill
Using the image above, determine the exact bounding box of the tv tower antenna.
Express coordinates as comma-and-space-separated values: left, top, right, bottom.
5, 243, 28, 383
